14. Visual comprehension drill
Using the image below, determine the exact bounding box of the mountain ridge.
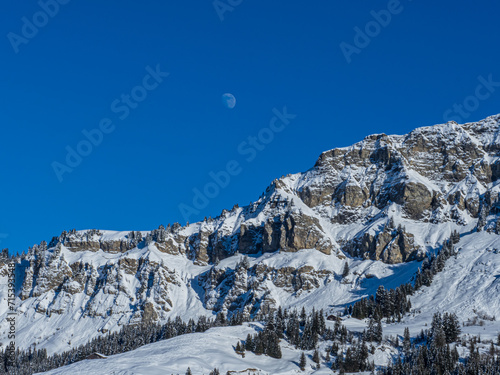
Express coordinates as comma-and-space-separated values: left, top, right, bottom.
2, 113, 500, 356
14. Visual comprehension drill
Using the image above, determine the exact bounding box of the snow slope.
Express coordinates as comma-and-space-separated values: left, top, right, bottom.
37, 323, 389, 375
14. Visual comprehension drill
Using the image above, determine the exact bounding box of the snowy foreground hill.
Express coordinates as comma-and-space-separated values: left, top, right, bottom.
2, 114, 500, 373
38, 323, 393, 375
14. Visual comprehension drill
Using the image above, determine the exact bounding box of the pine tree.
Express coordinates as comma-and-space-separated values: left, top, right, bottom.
330, 342, 339, 356
367, 317, 376, 342
359, 342, 369, 370
375, 318, 383, 343
254, 338, 264, 355
442, 312, 461, 343
344, 347, 357, 372
273, 340, 282, 359
215, 311, 226, 326
235, 341, 242, 353
245, 334, 254, 351
431, 312, 443, 338
403, 327, 411, 352
299, 352, 307, 371
312, 349, 320, 366
339, 362, 346, 375
241, 255, 250, 269
432, 325, 446, 349
376, 285, 387, 317
266, 331, 282, 359
342, 262, 350, 278
319, 310, 326, 334
185, 368, 192, 375
300, 307, 307, 325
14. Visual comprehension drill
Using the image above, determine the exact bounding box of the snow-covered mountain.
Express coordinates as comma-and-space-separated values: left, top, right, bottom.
2, 114, 500, 360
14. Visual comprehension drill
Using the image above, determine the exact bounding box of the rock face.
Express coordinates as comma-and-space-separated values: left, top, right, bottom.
200, 258, 334, 315
300, 116, 500, 223
260, 211, 333, 255
3, 114, 500, 352
18, 241, 177, 322
393, 182, 434, 220
345, 225, 422, 264
55, 229, 137, 253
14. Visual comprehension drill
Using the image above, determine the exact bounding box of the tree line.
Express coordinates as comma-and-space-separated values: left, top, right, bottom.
0, 314, 229, 375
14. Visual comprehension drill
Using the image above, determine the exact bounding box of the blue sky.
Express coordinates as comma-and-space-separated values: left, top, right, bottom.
1, 0, 500, 254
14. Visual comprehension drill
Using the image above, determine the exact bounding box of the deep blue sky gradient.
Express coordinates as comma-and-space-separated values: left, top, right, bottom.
1, 0, 500, 254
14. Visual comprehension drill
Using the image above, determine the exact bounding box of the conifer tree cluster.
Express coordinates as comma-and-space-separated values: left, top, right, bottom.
414, 238, 457, 289
349, 284, 413, 321
380, 313, 495, 375
239, 328, 282, 359
322, 314, 374, 372
430, 312, 461, 344
234, 307, 328, 359
381, 329, 500, 375
365, 316, 384, 343
331, 340, 372, 373
348, 237, 457, 321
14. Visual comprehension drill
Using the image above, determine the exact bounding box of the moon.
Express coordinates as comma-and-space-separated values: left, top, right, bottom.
222, 93, 236, 109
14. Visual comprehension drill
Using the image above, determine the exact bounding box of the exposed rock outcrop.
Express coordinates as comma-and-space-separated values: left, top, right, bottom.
344, 225, 422, 264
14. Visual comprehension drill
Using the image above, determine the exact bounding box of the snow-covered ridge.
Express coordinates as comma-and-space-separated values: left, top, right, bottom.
2, 114, 500, 357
